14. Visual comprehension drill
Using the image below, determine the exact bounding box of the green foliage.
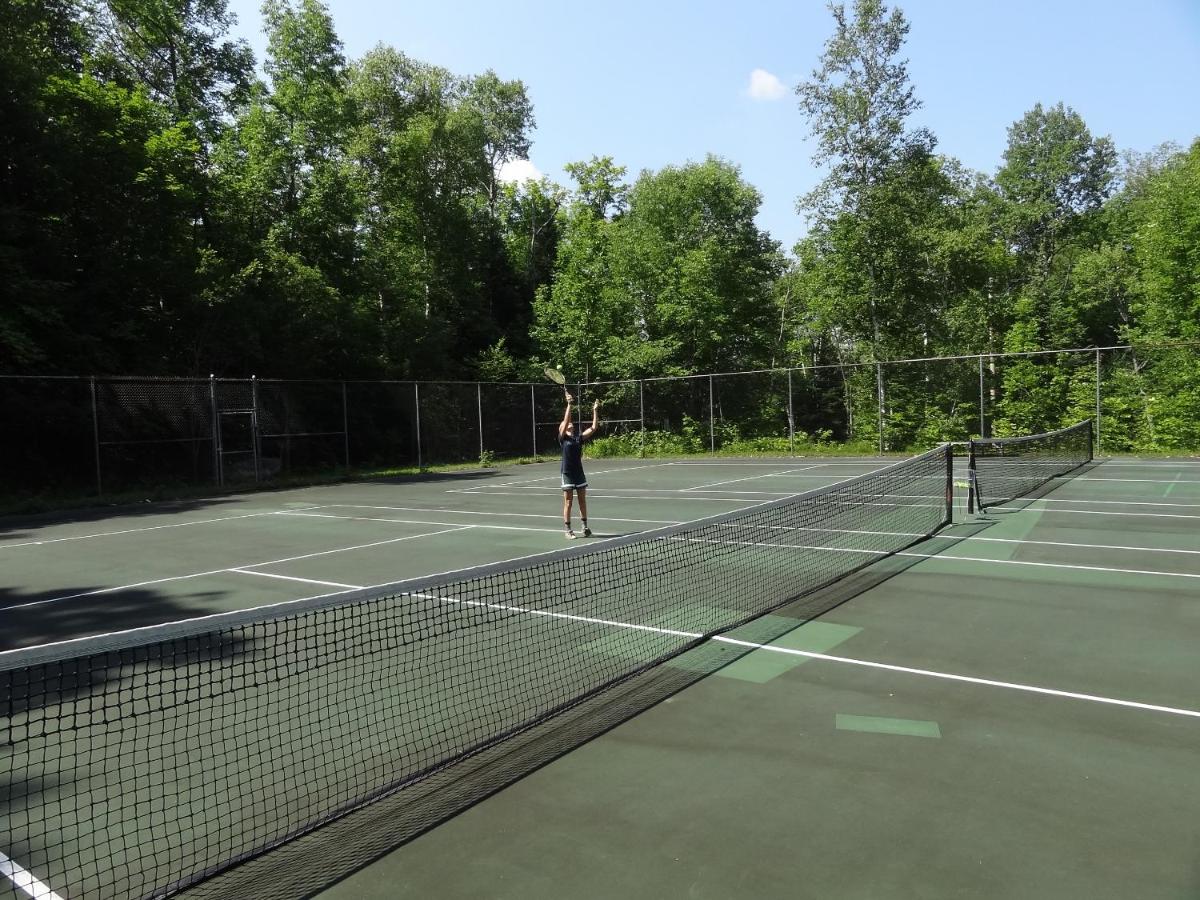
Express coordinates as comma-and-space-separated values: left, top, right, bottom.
2, 0, 1199, 457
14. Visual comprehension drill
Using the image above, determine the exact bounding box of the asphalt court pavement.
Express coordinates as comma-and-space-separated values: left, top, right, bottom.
4, 455, 1200, 897
1, 457, 900, 650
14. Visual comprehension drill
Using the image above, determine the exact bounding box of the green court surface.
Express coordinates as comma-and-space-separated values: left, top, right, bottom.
3, 455, 1200, 898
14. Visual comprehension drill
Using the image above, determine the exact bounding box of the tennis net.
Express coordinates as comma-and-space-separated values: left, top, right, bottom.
967, 419, 1094, 512
2, 446, 953, 900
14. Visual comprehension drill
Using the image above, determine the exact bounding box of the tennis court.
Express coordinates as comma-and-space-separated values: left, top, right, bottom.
4, 426, 1200, 899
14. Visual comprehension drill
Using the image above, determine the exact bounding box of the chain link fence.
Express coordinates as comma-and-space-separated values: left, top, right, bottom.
4, 342, 1199, 502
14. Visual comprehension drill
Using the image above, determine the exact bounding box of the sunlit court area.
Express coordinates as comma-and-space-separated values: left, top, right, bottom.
4, 0, 1200, 896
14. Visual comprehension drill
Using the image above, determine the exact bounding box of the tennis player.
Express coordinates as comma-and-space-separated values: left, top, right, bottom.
558, 393, 599, 539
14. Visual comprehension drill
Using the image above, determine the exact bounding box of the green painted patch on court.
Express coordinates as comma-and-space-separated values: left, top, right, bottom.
835, 714, 941, 738
714, 621, 862, 683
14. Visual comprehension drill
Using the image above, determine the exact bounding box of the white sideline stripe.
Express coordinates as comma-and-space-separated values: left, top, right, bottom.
1067, 476, 1200, 484
679, 536, 1200, 581
413, 592, 700, 639
489, 461, 673, 486
370, 580, 1200, 721
0, 507, 328, 550
278, 511, 567, 534
1, 527, 473, 611
446, 489, 762, 504
721, 523, 1200, 557
325, 504, 679, 526
0, 539, 622, 657
684, 466, 822, 491
1006, 497, 1200, 509
720, 525, 1200, 561
712, 639, 1200, 720
9, 527, 1199, 725
230, 569, 364, 590
1098, 461, 1200, 468
993, 507, 1200, 521
667, 461, 870, 468
0, 852, 66, 900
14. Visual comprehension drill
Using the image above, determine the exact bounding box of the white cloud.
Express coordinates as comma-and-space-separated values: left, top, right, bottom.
746, 68, 787, 101
497, 158, 543, 184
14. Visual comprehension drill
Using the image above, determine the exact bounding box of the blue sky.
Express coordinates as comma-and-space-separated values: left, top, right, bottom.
225, 0, 1200, 253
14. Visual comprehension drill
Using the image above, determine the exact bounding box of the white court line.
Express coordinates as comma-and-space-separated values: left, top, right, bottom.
445, 489, 763, 504
721, 523, 1200, 557
0, 527, 473, 611
399, 584, 1200, 721
1096, 461, 1200, 468
666, 461, 871, 468
326, 504, 679, 526
992, 506, 1200, 520
0, 506, 328, 550
996, 496, 1200, 508
278, 511, 567, 534
486, 461, 674, 487
712, 639, 1200, 720
0, 851, 65, 900
683, 466, 821, 492
1064, 476, 1200, 484
230, 569, 364, 590
680, 536, 1200, 581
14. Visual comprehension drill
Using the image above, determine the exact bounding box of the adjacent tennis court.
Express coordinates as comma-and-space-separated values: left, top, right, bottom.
3, 426, 1199, 899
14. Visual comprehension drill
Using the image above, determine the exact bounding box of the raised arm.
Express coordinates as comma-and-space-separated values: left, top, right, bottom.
558, 392, 574, 439
581, 399, 600, 439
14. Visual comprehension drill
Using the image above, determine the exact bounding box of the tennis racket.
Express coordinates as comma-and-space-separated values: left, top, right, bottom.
544, 367, 568, 400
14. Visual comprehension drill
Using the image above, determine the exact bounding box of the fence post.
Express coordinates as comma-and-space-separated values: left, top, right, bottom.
708, 374, 715, 454
876, 362, 885, 455
477, 382, 484, 463
414, 382, 422, 470
530, 384, 537, 459
1095, 348, 1102, 456
251, 375, 260, 483
342, 381, 350, 468
90, 376, 103, 496
210, 374, 221, 486
787, 369, 795, 456
978, 355, 985, 438
639, 380, 646, 458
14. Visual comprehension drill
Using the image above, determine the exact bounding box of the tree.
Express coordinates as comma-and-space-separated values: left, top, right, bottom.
613, 156, 782, 376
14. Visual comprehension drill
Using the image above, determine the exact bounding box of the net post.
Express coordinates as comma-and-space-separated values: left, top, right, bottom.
944, 443, 954, 525
342, 381, 350, 469
966, 441, 977, 515
90, 376, 103, 496
414, 382, 422, 470
477, 382, 484, 463
787, 368, 795, 456
1094, 348, 1102, 456
708, 374, 715, 455
530, 383, 537, 459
